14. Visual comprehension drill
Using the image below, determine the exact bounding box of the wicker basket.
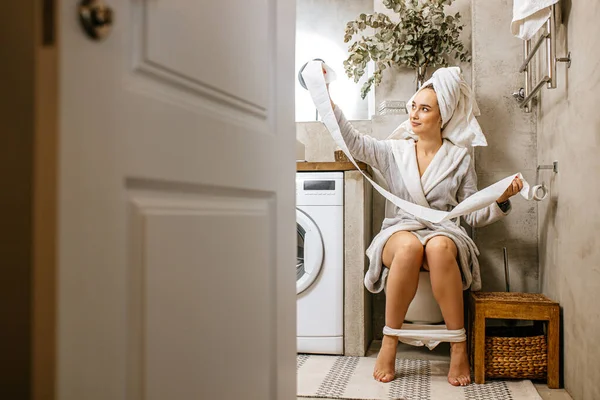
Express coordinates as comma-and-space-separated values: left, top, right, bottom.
484, 326, 548, 380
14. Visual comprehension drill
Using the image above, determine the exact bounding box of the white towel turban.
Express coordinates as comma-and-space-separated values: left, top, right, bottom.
388, 67, 487, 148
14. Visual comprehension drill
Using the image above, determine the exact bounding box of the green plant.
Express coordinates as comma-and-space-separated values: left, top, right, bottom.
344, 0, 471, 98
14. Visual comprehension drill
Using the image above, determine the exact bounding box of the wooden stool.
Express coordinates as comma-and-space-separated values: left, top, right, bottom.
468, 292, 560, 388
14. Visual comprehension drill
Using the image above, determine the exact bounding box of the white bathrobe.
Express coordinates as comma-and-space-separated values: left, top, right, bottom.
334, 107, 510, 294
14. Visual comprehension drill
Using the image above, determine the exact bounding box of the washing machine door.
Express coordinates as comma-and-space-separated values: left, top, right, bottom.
296, 208, 324, 294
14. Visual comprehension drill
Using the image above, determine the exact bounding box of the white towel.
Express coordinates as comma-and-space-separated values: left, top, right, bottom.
387, 67, 487, 148
511, 0, 558, 40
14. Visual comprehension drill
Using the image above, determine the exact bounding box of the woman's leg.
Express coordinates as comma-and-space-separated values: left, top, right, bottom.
424, 236, 470, 386
374, 231, 424, 383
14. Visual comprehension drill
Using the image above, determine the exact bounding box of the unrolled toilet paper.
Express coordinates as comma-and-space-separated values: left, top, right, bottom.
300, 61, 546, 224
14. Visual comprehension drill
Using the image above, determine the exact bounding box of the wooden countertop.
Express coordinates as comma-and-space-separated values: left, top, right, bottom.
296, 161, 367, 172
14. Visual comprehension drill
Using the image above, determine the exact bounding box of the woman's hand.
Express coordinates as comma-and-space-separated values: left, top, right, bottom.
497, 176, 523, 203
323, 66, 335, 109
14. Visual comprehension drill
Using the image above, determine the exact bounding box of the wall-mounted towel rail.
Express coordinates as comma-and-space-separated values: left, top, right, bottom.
514, 3, 571, 113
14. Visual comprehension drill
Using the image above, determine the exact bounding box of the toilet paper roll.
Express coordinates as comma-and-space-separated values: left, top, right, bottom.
301, 61, 546, 223
298, 58, 336, 90
531, 184, 548, 201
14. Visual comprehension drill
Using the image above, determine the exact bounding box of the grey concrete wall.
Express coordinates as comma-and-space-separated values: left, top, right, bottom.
472, 0, 539, 293
536, 1, 600, 398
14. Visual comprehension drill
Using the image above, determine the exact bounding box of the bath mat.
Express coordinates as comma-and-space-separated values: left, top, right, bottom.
297, 355, 543, 400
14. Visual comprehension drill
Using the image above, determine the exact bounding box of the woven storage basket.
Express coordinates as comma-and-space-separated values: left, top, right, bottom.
484, 327, 548, 380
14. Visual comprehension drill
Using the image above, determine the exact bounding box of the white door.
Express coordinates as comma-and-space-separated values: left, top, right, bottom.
57, 1, 296, 399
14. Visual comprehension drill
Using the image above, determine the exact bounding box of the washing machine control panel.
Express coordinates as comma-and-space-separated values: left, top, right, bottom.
303, 180, 336, 192
296, 172, 344, 206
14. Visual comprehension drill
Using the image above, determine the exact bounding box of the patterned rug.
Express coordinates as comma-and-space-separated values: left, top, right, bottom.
297, 355, 543, 400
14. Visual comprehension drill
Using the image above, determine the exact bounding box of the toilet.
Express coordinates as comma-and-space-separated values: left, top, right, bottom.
383, 269, 444, 325
404, 271, 444, 324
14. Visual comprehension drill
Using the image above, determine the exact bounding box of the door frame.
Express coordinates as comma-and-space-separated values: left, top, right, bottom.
33, 0, 59, 399
0, 1, 58, 399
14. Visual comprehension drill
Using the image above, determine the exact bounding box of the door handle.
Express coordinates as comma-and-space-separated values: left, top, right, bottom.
79, 0, 114, 40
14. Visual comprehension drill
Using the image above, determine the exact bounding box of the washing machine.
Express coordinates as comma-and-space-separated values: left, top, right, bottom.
296, 171, 344, 355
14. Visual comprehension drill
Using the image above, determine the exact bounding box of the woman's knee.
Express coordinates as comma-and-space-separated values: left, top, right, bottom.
385, 234, 424, 268
425, 236, 458, 261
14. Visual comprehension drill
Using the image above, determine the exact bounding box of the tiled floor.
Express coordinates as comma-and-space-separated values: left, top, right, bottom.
297, 341, 573, 400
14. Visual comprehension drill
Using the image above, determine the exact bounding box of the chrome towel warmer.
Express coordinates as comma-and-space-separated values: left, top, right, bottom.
513, 3, 571, 113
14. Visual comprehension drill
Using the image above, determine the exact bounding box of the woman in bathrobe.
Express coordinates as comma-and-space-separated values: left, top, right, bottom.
325, 68, 523, 386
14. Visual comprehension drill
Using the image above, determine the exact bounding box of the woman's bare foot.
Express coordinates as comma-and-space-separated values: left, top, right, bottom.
448, 341, 471, 386
373, 335, 398, 383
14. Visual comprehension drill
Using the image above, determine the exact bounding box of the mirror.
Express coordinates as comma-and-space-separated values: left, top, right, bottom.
295, 0, 373, 121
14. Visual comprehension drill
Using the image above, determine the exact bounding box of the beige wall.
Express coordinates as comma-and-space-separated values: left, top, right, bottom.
536, 1, 600, 398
